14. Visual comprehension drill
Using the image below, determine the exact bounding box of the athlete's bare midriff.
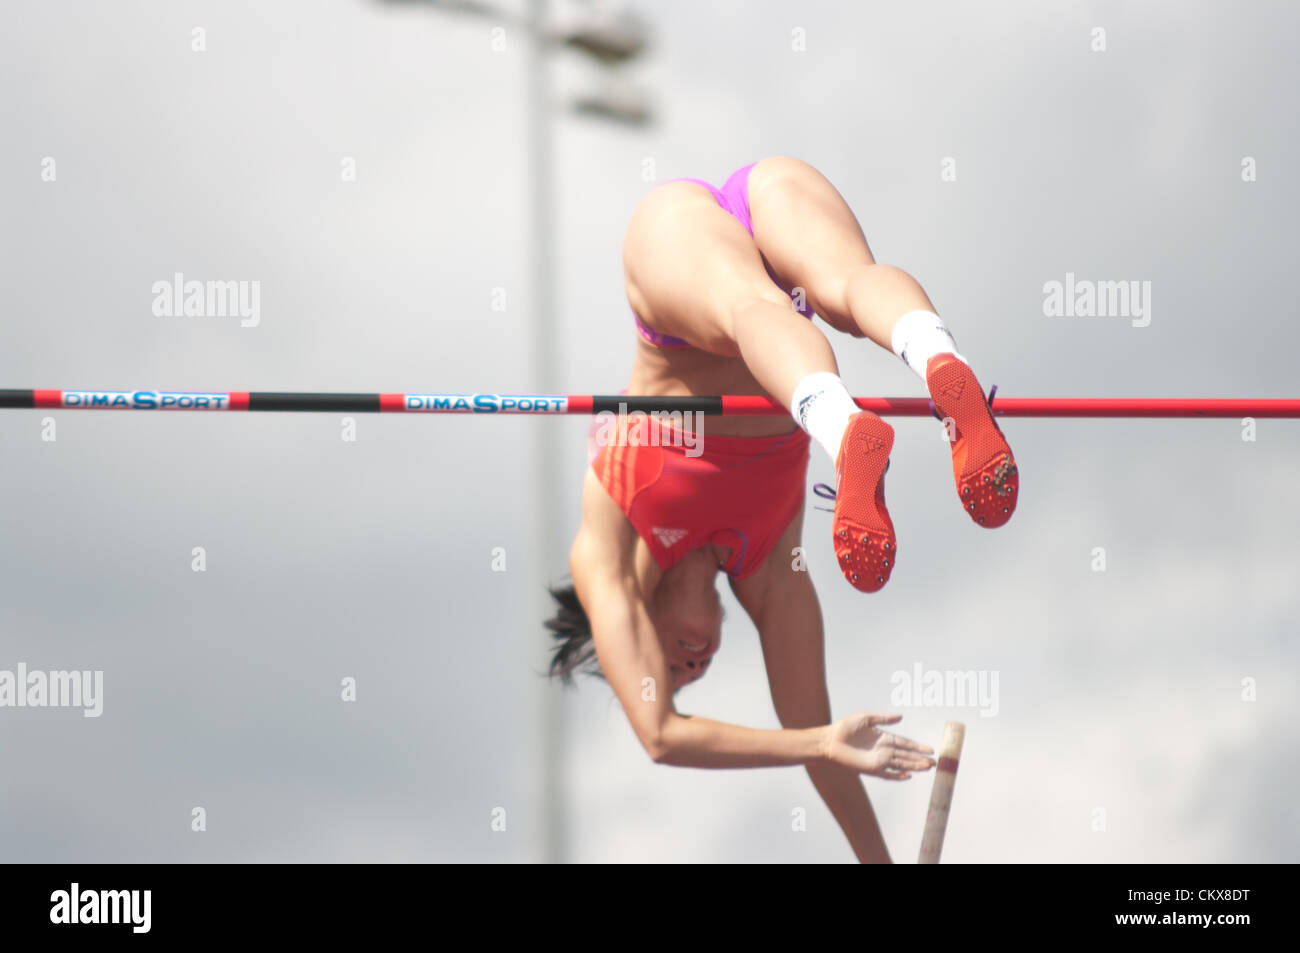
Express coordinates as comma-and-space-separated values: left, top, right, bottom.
625, 337, 799, 439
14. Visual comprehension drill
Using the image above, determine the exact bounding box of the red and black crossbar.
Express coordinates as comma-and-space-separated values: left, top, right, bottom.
2, 389, 1299, 417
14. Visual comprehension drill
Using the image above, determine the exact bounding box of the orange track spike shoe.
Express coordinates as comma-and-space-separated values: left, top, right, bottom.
831, 412, 898, 593
926, 353, 1019, 528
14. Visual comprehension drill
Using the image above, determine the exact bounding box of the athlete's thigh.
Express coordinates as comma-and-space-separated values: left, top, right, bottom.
623, 181, 789, 356
747, 156, 876, 333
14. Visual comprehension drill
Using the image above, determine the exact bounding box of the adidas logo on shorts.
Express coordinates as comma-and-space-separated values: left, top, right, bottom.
652, 527, 689, 548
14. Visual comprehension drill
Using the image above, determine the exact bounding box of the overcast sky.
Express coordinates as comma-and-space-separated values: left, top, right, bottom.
2, 0, 1296, 863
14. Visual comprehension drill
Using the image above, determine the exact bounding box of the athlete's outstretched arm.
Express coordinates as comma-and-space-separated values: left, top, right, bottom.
571, 529, 824, 768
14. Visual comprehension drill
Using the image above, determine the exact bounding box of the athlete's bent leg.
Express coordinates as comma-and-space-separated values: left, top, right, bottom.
730, 298, 898, 593
747, 156, 1019, 530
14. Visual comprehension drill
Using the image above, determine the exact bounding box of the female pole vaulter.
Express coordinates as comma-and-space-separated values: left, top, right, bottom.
548, 157, 1018, 862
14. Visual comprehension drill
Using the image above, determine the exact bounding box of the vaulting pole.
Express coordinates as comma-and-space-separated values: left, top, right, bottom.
918, 722, 966, 865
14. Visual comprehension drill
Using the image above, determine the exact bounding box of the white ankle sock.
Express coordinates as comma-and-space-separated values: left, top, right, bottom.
890, 310, 966, 379
791, 372, 860, 463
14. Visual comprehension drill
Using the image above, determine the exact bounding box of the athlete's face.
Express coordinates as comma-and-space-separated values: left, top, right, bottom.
651, 548, 724, 690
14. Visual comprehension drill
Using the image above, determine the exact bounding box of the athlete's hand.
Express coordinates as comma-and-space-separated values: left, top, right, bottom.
822, 713, 935, 779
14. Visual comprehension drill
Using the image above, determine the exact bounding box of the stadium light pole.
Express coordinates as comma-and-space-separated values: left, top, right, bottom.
526, 0, 652, 867
376, 0, 652, 864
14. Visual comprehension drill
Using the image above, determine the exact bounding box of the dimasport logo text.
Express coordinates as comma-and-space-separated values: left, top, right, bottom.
403, 393, 565, 413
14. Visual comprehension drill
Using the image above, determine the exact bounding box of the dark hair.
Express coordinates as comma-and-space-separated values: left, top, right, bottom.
545, 582, 605, 685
